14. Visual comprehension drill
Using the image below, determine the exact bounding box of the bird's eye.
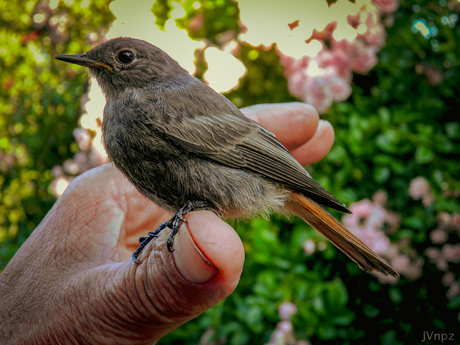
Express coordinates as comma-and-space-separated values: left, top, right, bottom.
117, 50, 134, 64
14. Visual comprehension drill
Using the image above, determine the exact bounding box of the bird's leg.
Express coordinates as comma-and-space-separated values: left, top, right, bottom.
132, 222, 169, 264
132, 201, 218, 264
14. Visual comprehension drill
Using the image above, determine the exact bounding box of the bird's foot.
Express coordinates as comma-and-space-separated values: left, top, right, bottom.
132, 201, 217, 264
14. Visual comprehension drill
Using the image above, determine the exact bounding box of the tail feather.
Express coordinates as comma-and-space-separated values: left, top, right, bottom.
288, 192, 398, 277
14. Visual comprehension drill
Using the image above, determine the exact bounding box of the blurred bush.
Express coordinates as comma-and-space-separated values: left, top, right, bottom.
1, 0, 459, 344
0, 0, 113, 264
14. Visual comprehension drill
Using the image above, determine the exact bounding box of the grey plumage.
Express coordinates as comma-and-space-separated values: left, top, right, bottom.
55, 37, 398, 277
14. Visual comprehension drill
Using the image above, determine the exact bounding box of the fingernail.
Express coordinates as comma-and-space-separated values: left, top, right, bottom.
173, 222, 219, 283
318, 119, 333, 130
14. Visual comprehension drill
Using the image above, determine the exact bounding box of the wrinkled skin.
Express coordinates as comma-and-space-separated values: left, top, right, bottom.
0, 103, 334, 345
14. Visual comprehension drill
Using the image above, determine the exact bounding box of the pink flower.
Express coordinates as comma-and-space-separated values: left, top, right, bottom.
279, 54, 309, 76
386, 212, 401, 232
362, 21, 386, 47
304, 75, 333, 114
278, 302, 298, 320
366, 229, 390, 254
408, 176, 431, 200
372, 0, 399, 14
424, 67, 444, 85
278, 0, 390, 112
265, 320, 296, 345
375, 271, 399, 284
188, 13, 203, 32
382, 14, 395, 27
442, 272, 455, 286
73, 128, 92, 151
372, 190, 388, 206
302, 240, 316, 256
340, 191, 430, 283
332, 39, 378, 74
451, 213, 460, 229
74, 151, 87, 165
51, 165, 64, 177
447, 282, 460, 299
391, 255, 410, 272
351, 42, 379, 73
366, 204, 386, 230
436, 259, 448, 271
63, 159, 79, 175
89, 149, 109, 166
330, 74, 352, 102
425, 247, 440, 260
286, 72, 308, 100
342, 198, 393, 254
277, 320, 293, 333
442, 244, 460, 263
316, 46, 352, 81
358, 9, 386, 48
403, 256, 423, 280
342, 199, 373, 229
430, 228, 448, 244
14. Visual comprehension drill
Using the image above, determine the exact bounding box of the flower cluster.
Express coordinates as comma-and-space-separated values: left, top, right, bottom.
408, 176, 460, 314
49, 126, 109, 197
425, 215, 460, 314
198, 302, 310, 345
265, 302, 311, 345
408, 176, 434, 207
276, 0, 399, 113
340, 190, 423, 283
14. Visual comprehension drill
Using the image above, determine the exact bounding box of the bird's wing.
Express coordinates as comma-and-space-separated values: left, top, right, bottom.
153, 111, 349, 213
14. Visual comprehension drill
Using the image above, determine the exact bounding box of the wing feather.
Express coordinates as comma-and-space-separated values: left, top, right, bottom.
154, 112, 349, 213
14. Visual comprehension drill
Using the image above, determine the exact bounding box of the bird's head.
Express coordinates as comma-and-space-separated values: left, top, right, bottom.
55, 37, 187, 98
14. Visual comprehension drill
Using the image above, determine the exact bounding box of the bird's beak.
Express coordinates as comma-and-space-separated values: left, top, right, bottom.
55, 53, 113, 71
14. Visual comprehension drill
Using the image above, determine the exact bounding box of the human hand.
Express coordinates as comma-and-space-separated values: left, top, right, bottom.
0, 102, 334, 344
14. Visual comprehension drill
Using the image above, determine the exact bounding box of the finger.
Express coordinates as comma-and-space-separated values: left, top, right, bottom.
290, 120, 335, 166
134, 210, 244, 287
114, 211, 244, 342
241, 102, 320, 151
174, 211, 244, 287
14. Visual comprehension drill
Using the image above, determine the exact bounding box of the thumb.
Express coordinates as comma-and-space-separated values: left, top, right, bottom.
107, 211, 244, 343
174, 211, 244, 288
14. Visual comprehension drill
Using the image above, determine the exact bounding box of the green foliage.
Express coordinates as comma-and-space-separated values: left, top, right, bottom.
153, 0, 241, 45
0, 0, 114, 267
162, 218, 357, 344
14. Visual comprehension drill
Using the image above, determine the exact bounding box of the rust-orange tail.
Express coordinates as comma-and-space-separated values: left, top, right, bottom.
287, 192, 398, 277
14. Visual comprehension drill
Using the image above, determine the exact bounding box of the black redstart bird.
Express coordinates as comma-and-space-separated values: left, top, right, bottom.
56, 37, 398, 277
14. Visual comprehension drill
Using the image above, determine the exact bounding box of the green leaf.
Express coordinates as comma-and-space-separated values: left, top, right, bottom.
245, 306, 263, 327
415, 146, 434, 164
311, 296, 325, 315
381, 330, 403, 345
447, 295, 460, 309
325, 279, 349, 312
363, 304, 380, 318
373, 166, 391, 183
332, 312, 355, 326
230, 331, 250, 345
376, 130, 399, 152
317, 324, 337, 340
389, 286, 403, 304
445, 122, 460, 139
